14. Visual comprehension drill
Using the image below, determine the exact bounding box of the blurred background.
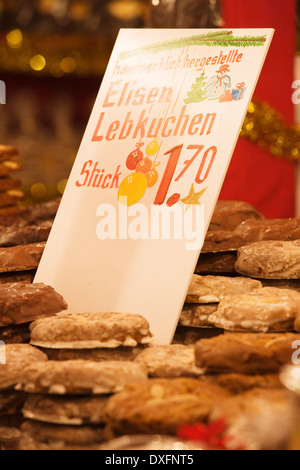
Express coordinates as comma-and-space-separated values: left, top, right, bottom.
0, 0, 299, 219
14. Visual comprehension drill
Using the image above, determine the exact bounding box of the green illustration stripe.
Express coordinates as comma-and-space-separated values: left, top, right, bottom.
118, 31, 266, 60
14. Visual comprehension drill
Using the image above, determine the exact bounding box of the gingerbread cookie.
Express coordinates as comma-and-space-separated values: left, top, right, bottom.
209, 200, 265, 231
234, 217, 300, 243
186, 274, 262, 303
195, 251, 238, 274
104, 377, 231, 435
0, 242, 46, 273
194, 332, 300, 374
204, 373, 282, 394
0, 190, 24, 208
0, 282, 68, 327
16, 360, 148, 395
202, 230, 245, 253
0, 344, 47, 390
30, 312, 152, 349
235, 240, 300, 279
19, 420, 109, 450
0, 223, 51, 247
0, 161, 22, 177
22, 394, 109, 426
135, 344, 203, 378
24, 198, 61, 224
179, 304, 218, 328
209, 287, 300, 332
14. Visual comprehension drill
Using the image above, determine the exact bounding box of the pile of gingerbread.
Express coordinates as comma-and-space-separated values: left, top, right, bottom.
1, 143, 300, 450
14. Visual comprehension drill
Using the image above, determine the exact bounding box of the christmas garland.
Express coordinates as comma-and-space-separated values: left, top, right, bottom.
241, 100, 300, 163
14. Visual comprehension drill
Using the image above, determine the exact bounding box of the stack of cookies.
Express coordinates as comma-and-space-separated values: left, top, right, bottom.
0, 344, 48, 450
181, 274, 262, 328
195, 200, 265, 276
0, 145, 24, 221
0, 198, 61, 286
0, 282, 68, 345
193, 331, 299, 449
0, 144, 61, 285
15, 312, 153, 450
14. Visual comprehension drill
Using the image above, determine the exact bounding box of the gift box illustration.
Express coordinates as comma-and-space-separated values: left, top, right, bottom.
232, 82, 246, 100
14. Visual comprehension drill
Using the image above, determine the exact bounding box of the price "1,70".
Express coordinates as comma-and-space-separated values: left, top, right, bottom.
154, 144, 217, 205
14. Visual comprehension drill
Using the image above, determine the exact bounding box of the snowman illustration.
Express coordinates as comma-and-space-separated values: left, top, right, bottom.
205, 64, 232, 100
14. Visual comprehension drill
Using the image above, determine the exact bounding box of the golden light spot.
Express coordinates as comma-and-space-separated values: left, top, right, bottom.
276, 136, 284, 145
30, 55, 46, 71
107, 1, 145, 21
246, 122, 254, 132
248, 102, 255, 113
57, 179, 68, 194
31, 183, 47, 199
60, 57, 76, 74
291, 148, 299, 157
6, 29, 23, 49
69, 1, 91, 21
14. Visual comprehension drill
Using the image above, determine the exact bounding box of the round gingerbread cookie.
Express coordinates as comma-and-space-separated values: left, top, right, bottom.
22, 394, 109, 426
0, 344, 47, 391
134, 344, 203, 378
194, 332, 300, 374
16, 360, 148, 395
0, 281, 68, 327
209, 200, 265, 231
186, 274, 262, 303
209, 287, 300, 332
104, 377, 231, 435
233, 217, 300, 243
30, 312, 153, 349
19, 420, 108, 450
235, 240, 300, 279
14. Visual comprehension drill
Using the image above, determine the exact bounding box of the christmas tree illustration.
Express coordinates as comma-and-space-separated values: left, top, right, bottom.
184, 71, 208, 104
